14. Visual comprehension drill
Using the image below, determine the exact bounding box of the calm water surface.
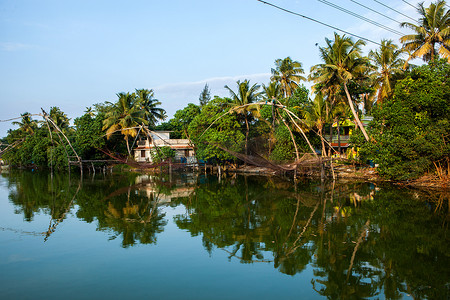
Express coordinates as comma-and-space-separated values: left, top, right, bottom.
0, 170, 448, 299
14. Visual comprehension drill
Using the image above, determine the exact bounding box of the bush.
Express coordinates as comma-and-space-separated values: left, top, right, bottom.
357, 60, 450, 180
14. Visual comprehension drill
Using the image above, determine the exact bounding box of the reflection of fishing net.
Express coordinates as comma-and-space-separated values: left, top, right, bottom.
216, 144, 330, 173
99, 149, 167, 169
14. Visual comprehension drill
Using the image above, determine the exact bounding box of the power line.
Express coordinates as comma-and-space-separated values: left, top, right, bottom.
372, 0, 416, 22
256, 0, 382, 46
318, 0, 403, 36
401, 0, 417, 10
350, 0, 402, 25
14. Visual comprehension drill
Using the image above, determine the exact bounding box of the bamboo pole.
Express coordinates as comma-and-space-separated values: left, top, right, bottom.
277, 109, 300, 161
41, 109, 83, 175
44, 118, 55, 175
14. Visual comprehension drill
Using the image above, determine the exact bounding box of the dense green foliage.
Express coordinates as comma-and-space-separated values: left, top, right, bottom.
188, 97, 245, 163
74, 112, 107, 160
3, 112, 72, 169
167, 103, 201, 139
357, 60, 450, 179
151, 146, 176, 163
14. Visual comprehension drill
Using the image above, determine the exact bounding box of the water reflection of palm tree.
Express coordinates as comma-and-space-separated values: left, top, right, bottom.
103, 190, 167, 247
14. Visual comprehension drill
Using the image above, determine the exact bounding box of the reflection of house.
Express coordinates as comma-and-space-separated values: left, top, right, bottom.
324, 117, 372, 151
139, 185, 195, 204
134, 131, 195, 163
135, 175, 195, 203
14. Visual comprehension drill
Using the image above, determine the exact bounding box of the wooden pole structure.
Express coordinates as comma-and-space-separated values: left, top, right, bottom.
41, 108, 83, 176
43, 118, 54, 176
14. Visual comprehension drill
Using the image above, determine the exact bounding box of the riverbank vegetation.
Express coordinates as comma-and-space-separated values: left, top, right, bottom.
1, 0, 449, 184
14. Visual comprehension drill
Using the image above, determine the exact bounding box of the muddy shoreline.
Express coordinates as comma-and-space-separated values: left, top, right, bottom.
228, 165, 449, 190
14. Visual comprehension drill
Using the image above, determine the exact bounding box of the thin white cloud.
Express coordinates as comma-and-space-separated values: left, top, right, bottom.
153, 73, 272, 118
0, 42, 33, 51
154, 73, 271, 92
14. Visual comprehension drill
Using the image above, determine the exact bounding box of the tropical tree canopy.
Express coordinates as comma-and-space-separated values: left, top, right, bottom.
369, 39, 405, 105
224, 80, 262, 156
135, 89, 166, 127
188, 97, 245, 162
262, 81, 283, 101
49, 106, 70, 131
310, 32, 371, 141
12, 112, 38, 136
271, 57, 306, 98
170, 103, 201, 139
400, 0, 450, 65
358, 59, 450, 179
102, 92, 147, 155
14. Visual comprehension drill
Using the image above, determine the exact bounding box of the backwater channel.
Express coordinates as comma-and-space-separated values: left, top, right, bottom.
0, 170, 448, 299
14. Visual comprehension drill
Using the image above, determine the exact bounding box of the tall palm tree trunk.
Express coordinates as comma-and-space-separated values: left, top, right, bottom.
244, 116, 249, 157
343, 82, 370, 141
125, 137, 131, 157
319, 127, 326, 157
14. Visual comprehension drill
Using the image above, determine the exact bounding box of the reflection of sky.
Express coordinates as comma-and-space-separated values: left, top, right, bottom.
0, 173, 445, 299
0, 178, 319, 299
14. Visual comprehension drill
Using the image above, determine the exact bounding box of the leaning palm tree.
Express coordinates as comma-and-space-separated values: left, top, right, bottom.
400, 0, 450, 65
271, 57, 306, 98
369, 39, 405, 106
224, 80, 262, 156
102, 92, 147, 156
135, 89, 167, 126
310, 33, 371, 142
310, 51, 344, 120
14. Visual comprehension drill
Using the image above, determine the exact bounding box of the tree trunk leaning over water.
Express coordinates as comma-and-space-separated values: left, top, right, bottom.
343, 82, 369, 141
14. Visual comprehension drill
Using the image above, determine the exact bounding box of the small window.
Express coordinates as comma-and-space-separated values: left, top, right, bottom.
141, 150, 146, 158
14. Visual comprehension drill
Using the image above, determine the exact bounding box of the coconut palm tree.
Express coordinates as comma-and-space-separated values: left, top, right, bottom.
102, 92, 147, 156
12, 112, 38, 136
400, 0, 450, 65
369, 40, 405, 106
84, 107, 95, 117
135, 89, 166, 127
271, 57, 306, 98
262, 81, 283, 100
224, 80, 262, 156
310, 33, 371, 142
49, 107, 70, 131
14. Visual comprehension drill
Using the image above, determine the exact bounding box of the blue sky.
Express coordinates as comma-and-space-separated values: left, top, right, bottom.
0, 0, 432, 137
